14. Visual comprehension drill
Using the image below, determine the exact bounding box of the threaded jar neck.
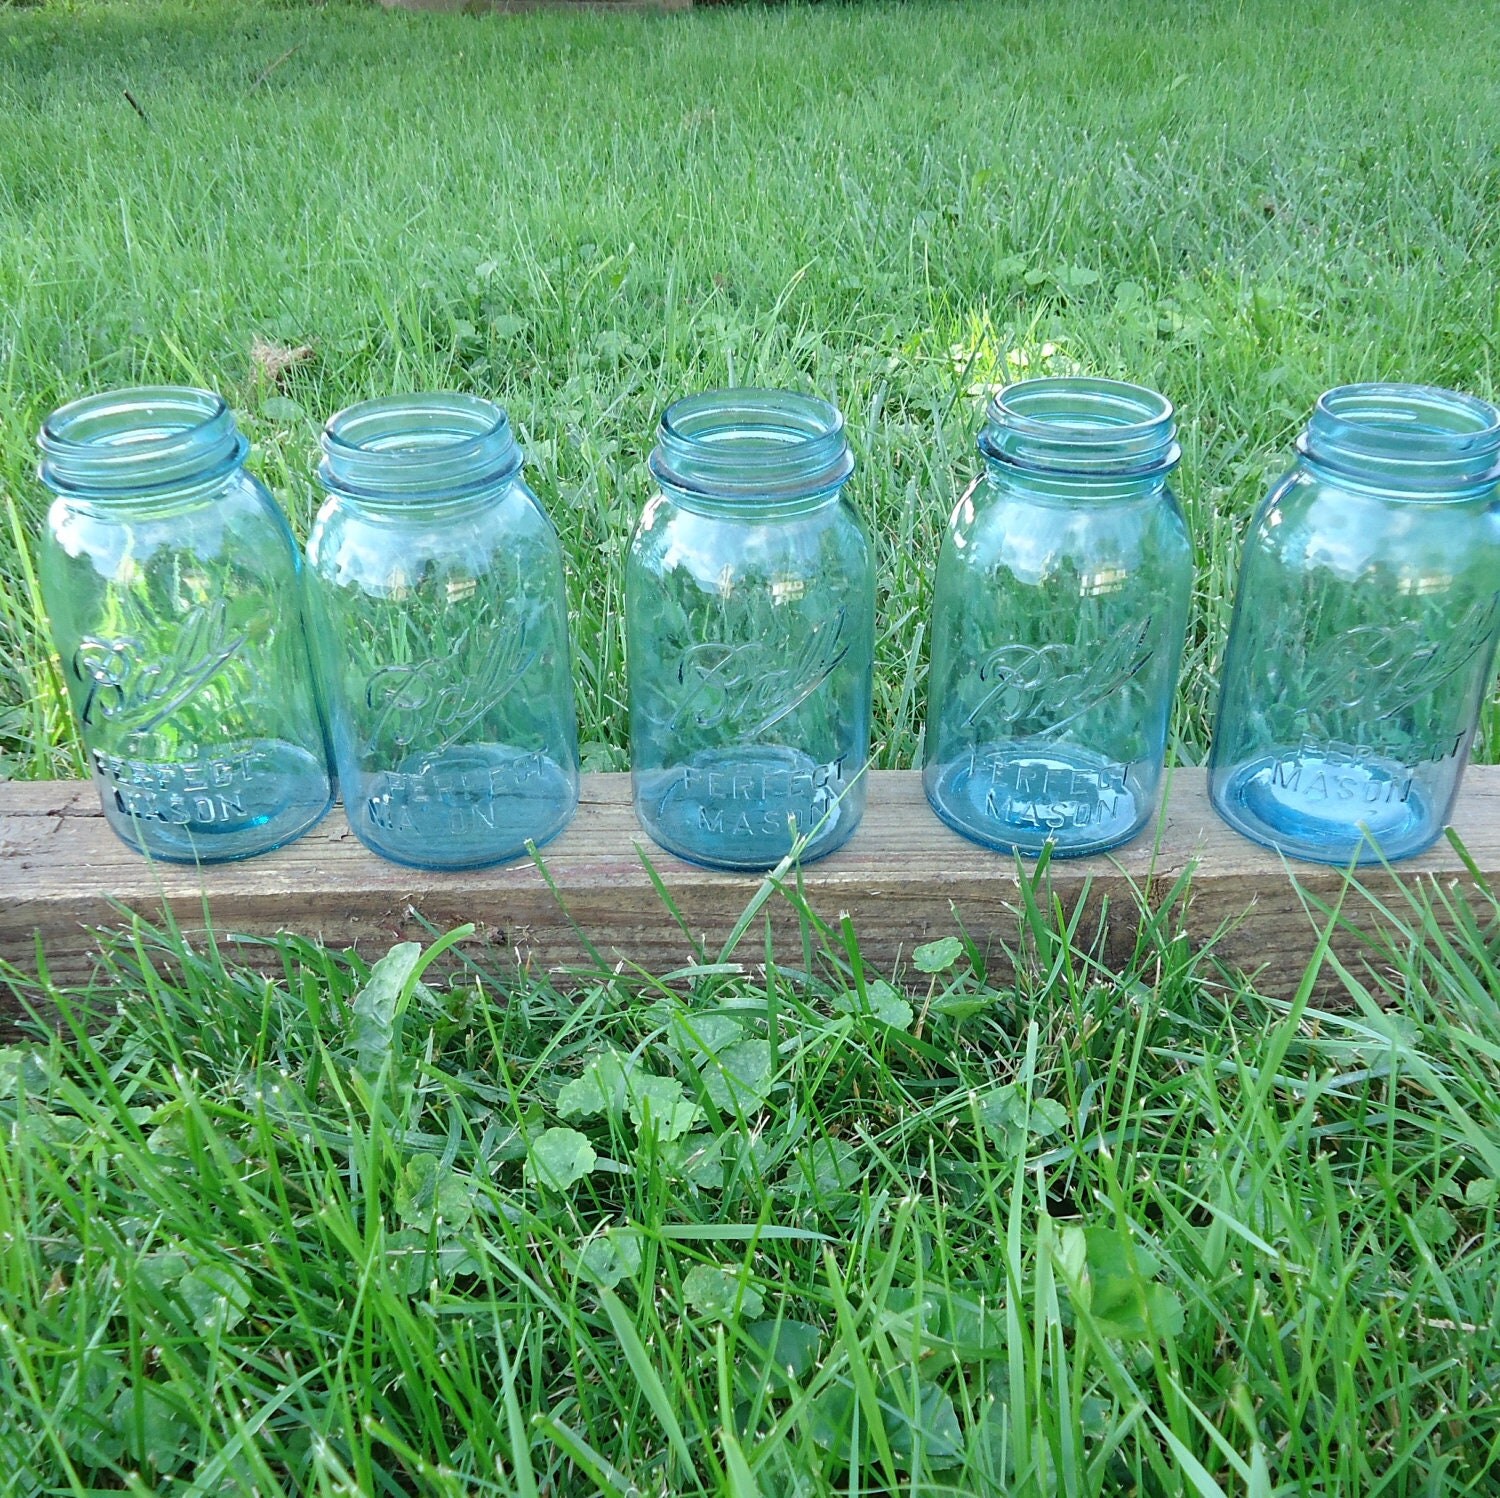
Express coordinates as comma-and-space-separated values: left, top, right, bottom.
37, 386, 248, 499
980, 377, 1179, 479
1299, 383, 1500, 494
649, 388, 854, 510
319, 393, 523, 506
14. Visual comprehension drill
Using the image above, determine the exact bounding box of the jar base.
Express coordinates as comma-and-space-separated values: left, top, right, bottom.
924, 742, 1151, 857
98, 740, 332, 863
1210, 750, 1440, 865
344, 744, 579, 870
634, 745, 861, 872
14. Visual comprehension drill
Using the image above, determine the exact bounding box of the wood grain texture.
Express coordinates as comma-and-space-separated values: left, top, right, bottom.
2, 769, 1497, 1032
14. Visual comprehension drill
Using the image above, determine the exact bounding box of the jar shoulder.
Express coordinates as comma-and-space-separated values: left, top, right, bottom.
628, 492, 871, 580
307, 481, 560, 591
43, 472, 297, 583
947, 476, 1191, 573
1246, 468, 1500, 579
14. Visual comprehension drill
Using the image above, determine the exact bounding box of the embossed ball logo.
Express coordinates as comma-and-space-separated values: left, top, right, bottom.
966, 617, 1155, 734
364, 616, 541, 753
1284, 598, 1499, 721
72, 599, 268, 732
671, 610, 849, 738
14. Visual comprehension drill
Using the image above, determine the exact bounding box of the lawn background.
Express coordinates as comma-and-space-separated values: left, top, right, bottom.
3, 1, 1500, 1494
2, 0, 1497, 777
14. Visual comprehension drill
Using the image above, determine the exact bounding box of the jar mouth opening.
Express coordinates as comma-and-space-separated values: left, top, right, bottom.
1301, 383, 1500, 491
990, 377, 1174, 435
320, 392, 522, 500
651, 388, 854, 500
981, 377, 1179, 477
38, 385, 245, 496
1315, 382, 1500, 440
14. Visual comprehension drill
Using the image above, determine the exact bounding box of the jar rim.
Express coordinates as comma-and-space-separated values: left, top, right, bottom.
650, 387, 854, 502
1301, 382, 1500, 491
319, 391, 522, 502
37, 385, 246, 497
981, 377, 1179, 477
988, 376, 1174, 435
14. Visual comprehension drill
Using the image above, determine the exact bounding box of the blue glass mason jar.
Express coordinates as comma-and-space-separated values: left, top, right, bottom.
923, 378, 1193, 856
626, 389, 874, 870
36, 386, 333, 861
305, 393, 579, 869
1210, 383, 1500, 864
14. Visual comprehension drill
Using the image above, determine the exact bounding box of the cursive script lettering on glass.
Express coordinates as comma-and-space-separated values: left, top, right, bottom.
73, 600, 265, 731
672, 610, 848, 738
965, 617, 1155, 733
364, 619, 540, 754
1285, 596, 1499, 722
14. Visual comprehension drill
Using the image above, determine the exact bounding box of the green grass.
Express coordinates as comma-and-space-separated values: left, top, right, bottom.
4, 1, 1500, 1492
1, 0, 1498, 776
4, 860, 1500, 1494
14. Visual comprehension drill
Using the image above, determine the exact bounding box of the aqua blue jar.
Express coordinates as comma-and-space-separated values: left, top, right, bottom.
36, 386, 333, 861
1210, 383, 1500, 864
923, 378, 1193, 856
306, 394, 579, 870
627, 389, 874, 870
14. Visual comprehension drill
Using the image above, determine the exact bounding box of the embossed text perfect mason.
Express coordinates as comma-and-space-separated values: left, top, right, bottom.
1210, 382, 1500, 864
924, 378, 1193, 856
35, 386, 333, 861
305, 393, 580, 869
627, 388, 874, 870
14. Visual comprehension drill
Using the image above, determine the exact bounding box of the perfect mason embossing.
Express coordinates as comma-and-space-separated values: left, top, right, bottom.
364, 751, 549, 836
90, 746, 265, 826
1267, 731, 1467, 805
975, 755, 1130, 829
677, 755, 848, 837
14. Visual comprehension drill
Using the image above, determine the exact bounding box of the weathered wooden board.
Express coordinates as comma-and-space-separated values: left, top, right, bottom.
2, 769, 1497, 1032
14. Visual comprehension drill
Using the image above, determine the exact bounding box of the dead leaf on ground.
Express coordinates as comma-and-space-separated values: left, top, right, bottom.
250, 336, 315, 389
